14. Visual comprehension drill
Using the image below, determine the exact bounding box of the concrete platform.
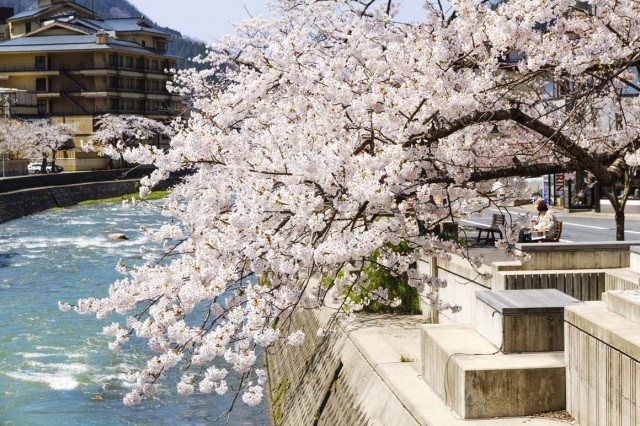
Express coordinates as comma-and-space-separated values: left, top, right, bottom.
421, 324, 566, 419
476, 289, 582, 353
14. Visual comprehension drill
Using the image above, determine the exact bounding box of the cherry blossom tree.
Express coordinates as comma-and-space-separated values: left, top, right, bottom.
64, 0, 640, 412
0, 118, 23, 157
0, 118, 26, 177
87, 114, 174, 169
21, 119, 75, 173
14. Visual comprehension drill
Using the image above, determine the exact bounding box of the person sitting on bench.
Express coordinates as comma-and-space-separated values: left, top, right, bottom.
518, 201, 556, 243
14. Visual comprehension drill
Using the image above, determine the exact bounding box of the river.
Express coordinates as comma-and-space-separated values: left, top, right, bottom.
0, 202, 269, 425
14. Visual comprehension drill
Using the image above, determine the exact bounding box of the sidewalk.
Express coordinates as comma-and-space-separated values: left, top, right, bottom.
514, 201, 640, 221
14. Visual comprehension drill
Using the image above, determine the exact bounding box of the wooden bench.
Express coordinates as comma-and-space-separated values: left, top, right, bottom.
475, 214, 505, 245
541, 220, 563, 243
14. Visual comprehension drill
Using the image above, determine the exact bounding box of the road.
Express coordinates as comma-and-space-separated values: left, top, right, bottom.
459, 206, 640, 243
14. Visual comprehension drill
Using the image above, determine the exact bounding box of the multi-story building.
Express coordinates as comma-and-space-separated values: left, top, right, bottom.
0, 0, 180, 170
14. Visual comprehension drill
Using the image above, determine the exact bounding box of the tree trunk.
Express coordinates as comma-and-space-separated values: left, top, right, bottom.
603, 185, 627, 241
51, 149, 57, 173
616, 209, 625, 241
40, 156, 47, 174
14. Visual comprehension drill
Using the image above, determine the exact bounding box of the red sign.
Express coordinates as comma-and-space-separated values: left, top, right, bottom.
555, 174, 565, 191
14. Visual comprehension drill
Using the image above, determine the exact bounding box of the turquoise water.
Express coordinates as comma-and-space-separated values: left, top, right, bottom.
0, 203, 268, 425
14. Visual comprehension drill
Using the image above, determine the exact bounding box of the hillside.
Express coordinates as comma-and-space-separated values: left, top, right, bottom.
0, 0, 208, 69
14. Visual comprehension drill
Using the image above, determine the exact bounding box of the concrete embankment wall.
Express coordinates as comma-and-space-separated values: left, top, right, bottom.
0, 180, 138, 224
0, 168, 154, 193
267, 308, 422, 426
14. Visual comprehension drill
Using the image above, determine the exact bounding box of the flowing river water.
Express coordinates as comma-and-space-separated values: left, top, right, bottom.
0, 202, 269, 425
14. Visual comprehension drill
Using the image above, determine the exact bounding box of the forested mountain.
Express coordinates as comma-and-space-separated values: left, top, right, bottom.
0, 0, 208, 69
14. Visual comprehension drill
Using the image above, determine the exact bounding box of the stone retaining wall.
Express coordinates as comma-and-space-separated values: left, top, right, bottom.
266, 308, 422, 426
0, 180, 138, 223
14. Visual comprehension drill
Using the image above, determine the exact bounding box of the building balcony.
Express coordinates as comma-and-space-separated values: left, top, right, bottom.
0, 61, 175, 76
39, 84, 174, 96
44, 105, 180, 117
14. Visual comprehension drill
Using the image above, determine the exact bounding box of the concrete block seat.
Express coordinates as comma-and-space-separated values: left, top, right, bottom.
421, 324, 566, 419
476, 289, 583, 353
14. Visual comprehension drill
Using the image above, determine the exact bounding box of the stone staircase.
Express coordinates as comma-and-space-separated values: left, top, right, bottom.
566, 289, 640, 424
421, 289, 580, 420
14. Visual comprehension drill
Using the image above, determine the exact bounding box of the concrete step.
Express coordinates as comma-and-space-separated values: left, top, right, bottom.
420, 324, 566, 419
475, 289, 582, 353
606, 267, 640, 293
631, 247, 640, 274
605, 289, 640, 324
565, 300, 640, 425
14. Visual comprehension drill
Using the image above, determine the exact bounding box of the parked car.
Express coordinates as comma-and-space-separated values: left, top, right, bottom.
48, 163, 64, 173
27, 162, 64, 174
27, 162, 41, 174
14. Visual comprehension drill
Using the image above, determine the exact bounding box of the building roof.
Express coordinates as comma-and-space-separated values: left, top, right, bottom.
8, 6, 48, 21
0, 34, 178, 57
8, 2, 95, 22
75, 17, 170, 37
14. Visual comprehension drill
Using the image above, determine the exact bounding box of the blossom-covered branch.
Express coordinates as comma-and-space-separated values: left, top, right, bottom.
64, 0, 640, 411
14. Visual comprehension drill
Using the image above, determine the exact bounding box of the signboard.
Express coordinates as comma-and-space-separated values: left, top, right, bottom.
542, 175, 549, 203
555, 174, 565, 191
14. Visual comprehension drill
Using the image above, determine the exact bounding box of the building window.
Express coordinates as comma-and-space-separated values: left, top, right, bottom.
109, 98, 123, 111
25, 22, 31, 33
141, 40, 146, 47
35, 56, 46, 70
127, 99, 135, 111
126, 56, 133, 68
35, 78, 47, 92
154, 40, 167, 52
37, 99, 47, 114
108, 54, 123, 68
109, 77, 122, 90
151, 60, 158, 71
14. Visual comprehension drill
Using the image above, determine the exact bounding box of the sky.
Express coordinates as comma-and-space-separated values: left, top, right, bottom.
127, 0, 430, 43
